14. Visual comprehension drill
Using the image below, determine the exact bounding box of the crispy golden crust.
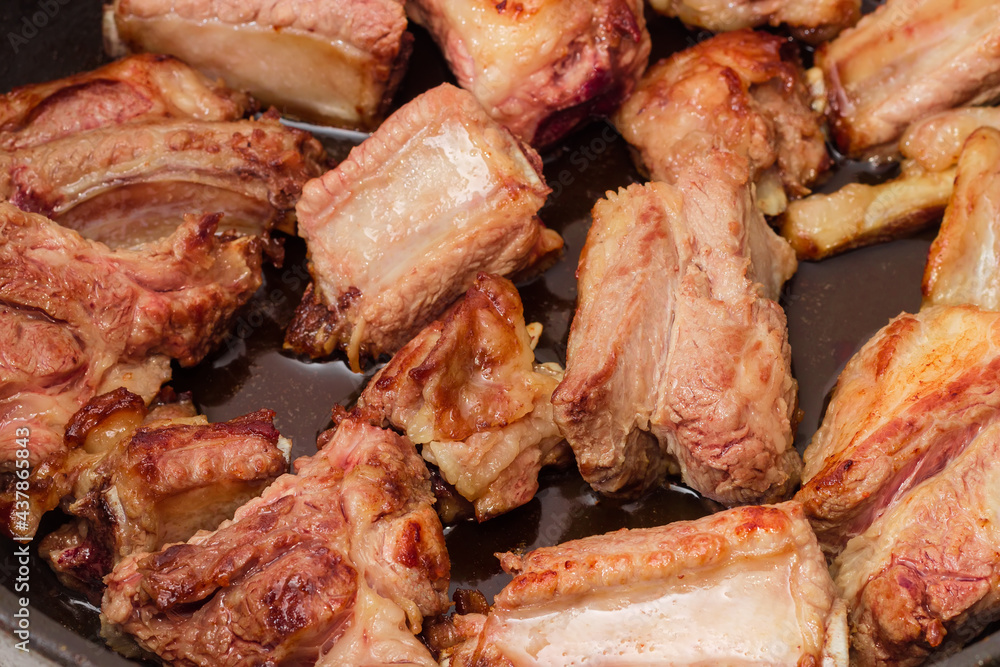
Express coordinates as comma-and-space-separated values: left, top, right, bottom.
352, 273, 568, 520
101, 420, 449, 666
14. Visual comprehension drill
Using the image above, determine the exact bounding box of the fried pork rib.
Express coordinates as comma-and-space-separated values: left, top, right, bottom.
0, 204, 263, 537
819, 0, 1000, 158
0, 113, 324, 247
0, 54, 248, 150
101, 419, 449, 666
613, 29, 829, 214
777, 106, 1000, 260
552, 163, 800, 505
647, 0, 859, 44
797, 306, 1000, 556
286, 84, 562, 369
351, 273, 568, 521
443, 502, 847, 666
779, 164, 957, 260
105, 0, 411, 129
406, 0, 650, 147
835, 420, 1000, 666
39, 388, 289, 595
924, 128, 1000, 310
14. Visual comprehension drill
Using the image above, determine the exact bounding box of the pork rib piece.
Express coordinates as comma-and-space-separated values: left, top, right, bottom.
286, 84, 562, 370
0, 113, 325, 247
444, 502, 847, 666
835, 419, 1000, 666
39, 388, 289, 596
351, 273, 568, 521
551, 159, 799, 505
818, 0, 1000, 158
105, 0, 411, 130
0, 204, 263, 538
613, 29, 829, 213
902, 107, 1000, 173
797, 306, 1000, 555
647, 0, 859, 44
0, 53, 248, 150
101, 419, 449, 667
923, 127, 1000, 310
779, 164, 957, 260
406, 0, 650, 147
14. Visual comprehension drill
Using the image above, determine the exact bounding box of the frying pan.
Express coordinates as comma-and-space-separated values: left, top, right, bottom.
1, 0, 998, 665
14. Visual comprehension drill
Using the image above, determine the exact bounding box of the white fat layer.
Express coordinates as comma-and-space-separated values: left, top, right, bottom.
490, 563, 804, 666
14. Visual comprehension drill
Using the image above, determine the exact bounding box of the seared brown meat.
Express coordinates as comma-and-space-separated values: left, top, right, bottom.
39, 388, 289, 595
0, 113, 324, 247
819, 0, 1000, 157
780, 164, 957, 260
105, 0, 411, 130
445, 502, 847, 666
0, 54, 247, 150
613, 29, 829, 213
101, 419, 449, 667
835, 419, 1000, 666
351, 273, 569, 521
902, 107, 1000, 173
286, 84, 562, 369
551, 161, 800, 505
924, 128, 1000, 310
0, 204, 262, 538
407, 0, 650, 147
797, 306, 1000, 555
648, 0, 860, 43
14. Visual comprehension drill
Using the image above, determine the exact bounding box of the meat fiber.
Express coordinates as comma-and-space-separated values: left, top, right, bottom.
552, 153, 800, 505
101, 419, 449, 666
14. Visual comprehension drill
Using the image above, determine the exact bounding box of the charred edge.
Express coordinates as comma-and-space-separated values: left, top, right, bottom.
64, 387, 147, 447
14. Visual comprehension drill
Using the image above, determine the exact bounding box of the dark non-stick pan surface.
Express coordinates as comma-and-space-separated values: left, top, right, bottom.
1, 1, 998, 665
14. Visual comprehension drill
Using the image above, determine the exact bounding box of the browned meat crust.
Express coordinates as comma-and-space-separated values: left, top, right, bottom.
351, 273, 569, 521
39, 389, 288, 596
614, 29, 829, 206
923, 127, 1000, 309
0, 204, 263, 538
0, 112, 324, 246
101, 419, 449, 666
648, 0, 860, 44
